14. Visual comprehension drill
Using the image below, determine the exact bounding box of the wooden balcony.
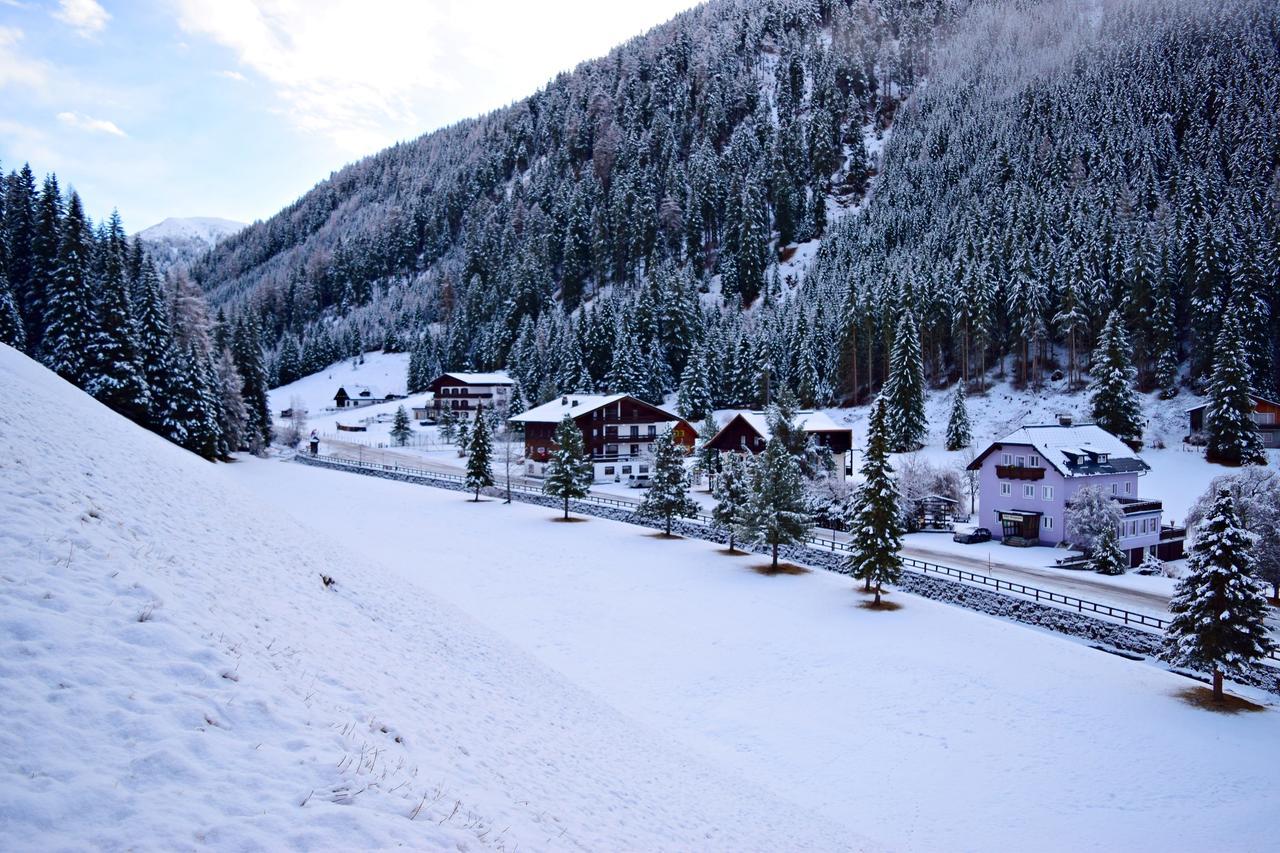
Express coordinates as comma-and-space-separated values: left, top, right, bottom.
995, 465, 1045, 481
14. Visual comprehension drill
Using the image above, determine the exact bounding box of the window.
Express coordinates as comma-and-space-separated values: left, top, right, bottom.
1042, 486, 1054, 500
622, 465, 632, 474
1000, 483, 1012, 496
639, 465, 649, 474
1015, 455, 1026, 467
1001, 453, 1012, 466
604, 466, 615, 476
1124, 481, 1132, 495
1023, 484, 1035, 498
630, 444, 639, 456
606, 425, 618, 436
1111, 483, 1118, 495
630, 426, 639, 438
606, 444, 618, 456
647, 425, 656, 437
1029, 455, 1040, 467
1044, 516, 1054, 530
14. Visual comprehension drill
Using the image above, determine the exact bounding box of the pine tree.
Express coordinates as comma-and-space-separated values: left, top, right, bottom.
1089, 523, 1127, 575
945, 381, 971, 451
214, 348, 248, 451
465, 404, 494, 500
883, 308, 927, 452
86, 211, 150, 423
0, 266, 25, 350
737, 436, 810, 569
439, 409, 458, 444
637, 429, 698, 535
1165, 488, 1276, 702
677, 348, 714, 421
232, 315, 272, 450
42, 192, 98, 386
455, 417, 470, 456
504, 379, 527, 420
695, 412, 721, 477
276, 333, 303, 386
391, 405, 413, 446
1204, 313, 1267, 466
543, 414, 592, 519
1088, 310, 1144, 449
846, 396, 903, 604
711, 450, 750, 552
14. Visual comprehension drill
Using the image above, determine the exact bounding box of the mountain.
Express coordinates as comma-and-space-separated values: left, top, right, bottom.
137, 216, 245, 275
192, 0, 1279, 412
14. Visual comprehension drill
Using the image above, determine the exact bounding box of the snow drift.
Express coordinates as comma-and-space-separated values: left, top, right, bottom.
0, 344, 853, 851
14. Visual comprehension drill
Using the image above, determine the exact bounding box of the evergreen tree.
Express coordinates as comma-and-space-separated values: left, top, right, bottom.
465, 404, 494, 500
846, 396, 903, 604
694, 412, 721, 477
439, 409, 458, 444
637, 429, 698, 535
676, 348, 714, 421
1165, 488, 1276, 702
1089, 523, 1127, 575
132, 257, 179, 434
42, 192, 98, 386
86, 211, 150, 423
0, 266, 25, 350
504, 379, 527, 420
232, 315, 272, 450
737, 436, 810, 569
1088, 310, 1144, 449
883, 308, 927, 452
543, 414, 592, 519
455, 416, 470, 456
391, 405, 413, 446
276, 333, 303, 386
1204, 313, 1267, 466
27, 173, 63, 357
944, 381, 971, 451
711, 450, 750, 553
214, 348, 248, 452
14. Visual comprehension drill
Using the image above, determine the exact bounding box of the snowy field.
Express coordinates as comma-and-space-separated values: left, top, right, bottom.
0, 346, 859, 851
235, 454, 1280, 853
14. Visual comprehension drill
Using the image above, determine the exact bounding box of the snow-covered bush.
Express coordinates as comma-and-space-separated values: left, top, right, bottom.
1064, 486, 1123, 554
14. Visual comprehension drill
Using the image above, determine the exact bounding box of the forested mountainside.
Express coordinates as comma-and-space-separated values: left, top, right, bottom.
197, 0, 1278, 414
137, 217, 245, 276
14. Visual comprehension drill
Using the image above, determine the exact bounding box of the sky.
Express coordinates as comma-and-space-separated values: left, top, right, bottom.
0, 0, 702, 232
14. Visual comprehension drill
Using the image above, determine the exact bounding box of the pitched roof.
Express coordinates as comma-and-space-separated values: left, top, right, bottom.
508, 394, 630, 424
724, 410, 848, 440
972, 423, 1148, 477
438, 372, 513, 386
1184, 393, 1280, 414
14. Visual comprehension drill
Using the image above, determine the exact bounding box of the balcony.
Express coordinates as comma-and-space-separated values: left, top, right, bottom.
995, 465, 1045, 481
1115, 497, 1162, 515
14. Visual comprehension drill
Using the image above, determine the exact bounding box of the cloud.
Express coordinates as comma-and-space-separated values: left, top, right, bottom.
0, 26, 50, 89
57, 110, 126, 137
174, 0, 451, 154
53, 0, 110, 37
218, 69, 246, 82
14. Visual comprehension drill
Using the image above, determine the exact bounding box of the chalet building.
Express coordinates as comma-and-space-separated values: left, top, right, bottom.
1186, 394, 1280, 448
427, 372, 514, 418
510, 394, 696, 484
333, 385, 401, 409
706, 410, 854, 476
968, 422, 1184, 565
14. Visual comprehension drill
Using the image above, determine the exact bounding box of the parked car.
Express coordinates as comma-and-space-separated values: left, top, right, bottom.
952, 527, 992, 544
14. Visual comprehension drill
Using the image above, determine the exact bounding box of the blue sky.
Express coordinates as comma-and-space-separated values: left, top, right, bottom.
0, 0, 700, 232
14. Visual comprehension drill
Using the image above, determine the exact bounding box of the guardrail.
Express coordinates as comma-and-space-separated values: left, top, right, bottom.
301, 452, 1280, 664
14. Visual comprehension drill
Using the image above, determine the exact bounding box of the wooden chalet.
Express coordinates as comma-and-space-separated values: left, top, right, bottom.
1186, 394, 1280, 449
427, 372, 514, 418
510, 394, 696, 484
706, 410, 853, 475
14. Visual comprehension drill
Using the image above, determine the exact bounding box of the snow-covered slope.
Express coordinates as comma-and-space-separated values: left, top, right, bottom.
0, 344, 855, 851
136, 216, 245, 275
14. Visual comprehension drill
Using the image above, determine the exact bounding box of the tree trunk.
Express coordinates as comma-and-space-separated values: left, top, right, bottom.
563, 495, 569, 520
729, 532, 736, 553
666, 515, 672, 536
874, 584, 882, 606
863, 575, 872, 591
1213, 669, 1224, 702
772, 541, 779, 568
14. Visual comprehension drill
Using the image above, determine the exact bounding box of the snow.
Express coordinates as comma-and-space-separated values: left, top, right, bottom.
231, 455, 1280, 852
0, 344, 858, 851
510, 393, 629, 424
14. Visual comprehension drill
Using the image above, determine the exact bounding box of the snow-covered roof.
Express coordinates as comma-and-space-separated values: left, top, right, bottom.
1184, 393, 1279, 413
337, 384, 382, 398
509, 394, 630, 424
438, 372, 513, 386
984, 423, 1148, 477
726, 410, 849, 442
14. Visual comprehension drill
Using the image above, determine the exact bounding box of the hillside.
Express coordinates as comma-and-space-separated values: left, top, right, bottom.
192, 0, 1278, 419
136, 216, 245, 276
0, 342, 858, 850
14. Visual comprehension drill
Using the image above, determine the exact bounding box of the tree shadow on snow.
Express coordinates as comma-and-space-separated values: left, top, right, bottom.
549, 516, 589, 523
1172, 686, 1265, 714
751, 562, 809, 577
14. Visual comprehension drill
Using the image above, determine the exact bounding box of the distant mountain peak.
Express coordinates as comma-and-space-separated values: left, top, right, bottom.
136, 216, 246, 275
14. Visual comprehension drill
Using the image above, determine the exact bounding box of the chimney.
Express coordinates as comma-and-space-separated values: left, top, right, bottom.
561, 395, 569, 405
571, 399, 579, 407
1057, 413, 1073, 426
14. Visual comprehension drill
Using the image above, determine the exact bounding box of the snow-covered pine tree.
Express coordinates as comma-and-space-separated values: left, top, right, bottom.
504, 379, 527, 420
439, 409, 458, 444
214, 348, 248, 452
42, 192, 99, 386
605, 331, 646, 396
637, 429, 698, 535
391, 405, 412, 446
677, 348, 714, 422
945, 381, 971, 450
543, 414, 592, 520
231, 315, 272, 451
0, 266, 25, 350
883, 308, 927, 452
86, 211, 150, 424
846, 395, 904, 604
695, 412, 721, 478
1088, 310, 1144, 449
1204, 313, 1267, 466
465, 404, 494, 500
712, 450, 750, 553
737, 436, 809, 569
455, 416, 470, 457
1064, 485, 1123, 554
1088, 523, 1127, 575
276, 333, 303, 386
1165, 488, 1276, 701
1136, 552, 1165, 576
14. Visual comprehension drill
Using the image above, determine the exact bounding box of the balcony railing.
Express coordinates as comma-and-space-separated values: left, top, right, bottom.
995, 465, 1045, 481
